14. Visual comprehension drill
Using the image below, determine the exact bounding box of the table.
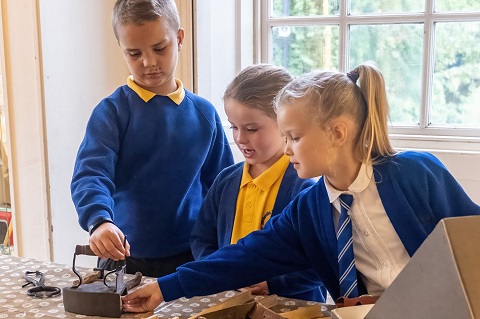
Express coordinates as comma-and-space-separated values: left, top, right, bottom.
0, 254, 153, 318
0, 255, 333, 318
155, 292, 333, 318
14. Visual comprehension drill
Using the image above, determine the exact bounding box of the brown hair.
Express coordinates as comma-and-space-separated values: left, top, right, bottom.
112, 0, 180, 39
275, 62, 395, 164
223, 64, 293, 119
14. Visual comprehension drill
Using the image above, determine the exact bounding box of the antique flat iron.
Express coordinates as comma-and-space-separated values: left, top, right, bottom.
62, 243, 142, 318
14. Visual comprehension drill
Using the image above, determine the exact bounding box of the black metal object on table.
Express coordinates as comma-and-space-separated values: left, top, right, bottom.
63, 239, 141, 318
23, 270, 61, 298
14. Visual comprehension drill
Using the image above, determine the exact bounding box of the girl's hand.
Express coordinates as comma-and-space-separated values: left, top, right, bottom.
122, 282, 164, 313
248, 281, 270, 295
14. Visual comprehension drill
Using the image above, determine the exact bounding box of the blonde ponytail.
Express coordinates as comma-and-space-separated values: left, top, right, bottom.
353, 63, 395, 164
275, 62, 396, 165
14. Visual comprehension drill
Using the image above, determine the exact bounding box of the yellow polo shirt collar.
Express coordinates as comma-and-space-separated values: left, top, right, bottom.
240, 154, 290, 191
127, 76, 185, 105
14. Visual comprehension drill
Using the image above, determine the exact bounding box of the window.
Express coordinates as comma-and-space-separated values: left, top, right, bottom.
261, 0, 480, 145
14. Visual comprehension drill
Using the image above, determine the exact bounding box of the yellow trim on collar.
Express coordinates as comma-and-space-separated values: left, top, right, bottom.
240, 155, 290, 191
254, 154, 290, 191
240, 163, 253, 188
127, 76, 185, 105
168, 79, 185, 105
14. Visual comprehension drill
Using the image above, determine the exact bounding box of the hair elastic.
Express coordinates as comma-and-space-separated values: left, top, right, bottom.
346, 71, 359, 83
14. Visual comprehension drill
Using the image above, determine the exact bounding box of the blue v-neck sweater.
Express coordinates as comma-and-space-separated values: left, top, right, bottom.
71, 85, 233, 259
158, 151, 480, 301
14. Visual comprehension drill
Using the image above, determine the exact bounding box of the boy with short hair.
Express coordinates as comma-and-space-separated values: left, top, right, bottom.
71, 0, 233, 277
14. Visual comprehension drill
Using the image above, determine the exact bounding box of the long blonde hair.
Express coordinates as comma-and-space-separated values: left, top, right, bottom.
275, 62, 395, 164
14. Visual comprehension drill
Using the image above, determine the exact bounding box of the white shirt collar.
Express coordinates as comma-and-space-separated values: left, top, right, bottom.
324, 163, 373, 204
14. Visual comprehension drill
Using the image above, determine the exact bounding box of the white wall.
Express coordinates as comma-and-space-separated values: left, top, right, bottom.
196, 0, 253, 163
38, 0, 128, 265
196, 0, 254, 122
196, 1, 237, 121
1, 0, 51, 259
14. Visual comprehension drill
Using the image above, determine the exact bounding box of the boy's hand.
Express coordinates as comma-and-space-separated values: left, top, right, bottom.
89, 222, 130, 261
122, 281, 164, 313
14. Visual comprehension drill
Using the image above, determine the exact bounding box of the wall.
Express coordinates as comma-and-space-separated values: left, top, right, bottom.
196, 0, 254, 120
196, 0, 253, 163
39, 0, 128, 265
1, 0, 50, 259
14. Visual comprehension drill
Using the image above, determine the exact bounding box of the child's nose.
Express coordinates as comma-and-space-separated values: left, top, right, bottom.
235, 130, 248, 144
142, 54, 157, 67
284, 142, 292, 156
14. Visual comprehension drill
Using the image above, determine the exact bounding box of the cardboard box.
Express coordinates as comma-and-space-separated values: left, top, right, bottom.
186, 290, 327, 319
365, 216, 480, 319
331, 305, 373, 319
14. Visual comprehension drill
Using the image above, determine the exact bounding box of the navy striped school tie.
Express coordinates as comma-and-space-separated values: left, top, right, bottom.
337, 194, 359, 298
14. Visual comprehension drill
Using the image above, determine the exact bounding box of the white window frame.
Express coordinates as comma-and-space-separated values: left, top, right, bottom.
259, 1, 480, 153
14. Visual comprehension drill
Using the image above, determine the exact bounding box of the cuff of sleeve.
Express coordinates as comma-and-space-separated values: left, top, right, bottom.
158, 272, 185, 302
266, 276, 286, 295
88, 218, 113, 235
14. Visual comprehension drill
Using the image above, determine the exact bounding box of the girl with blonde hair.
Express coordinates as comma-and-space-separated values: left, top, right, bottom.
122, 63, 480, 312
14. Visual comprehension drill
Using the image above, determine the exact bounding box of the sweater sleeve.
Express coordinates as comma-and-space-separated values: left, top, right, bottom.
419, 152, 480, 219
267, 176, 326, 302
378, 151, 480, 256
159, 199, 313, 301
200, 112, 234, 189
70, 99, 125, 231
266, 269, 326, 300
190, 174, 222, 259
394, 152, 480, 223
266, 177, 325, 301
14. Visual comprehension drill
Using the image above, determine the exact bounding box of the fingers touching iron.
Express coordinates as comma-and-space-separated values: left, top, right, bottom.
89, 223, 129, 260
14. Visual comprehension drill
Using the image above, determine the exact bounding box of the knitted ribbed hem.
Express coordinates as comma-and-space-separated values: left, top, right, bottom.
157, 272, 185, 301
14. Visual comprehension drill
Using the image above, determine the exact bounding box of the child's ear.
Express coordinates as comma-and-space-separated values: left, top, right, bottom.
332, 120, 348, 146
177, 28, 185, 50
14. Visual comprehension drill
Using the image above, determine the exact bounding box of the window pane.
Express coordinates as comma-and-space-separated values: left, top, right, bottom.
431, 22, 480, 126
351, 0, 423, 14
271, 0, 339, 17
435, 0, 480, 12
349, 24, 423, 125
271, 25, 339, 75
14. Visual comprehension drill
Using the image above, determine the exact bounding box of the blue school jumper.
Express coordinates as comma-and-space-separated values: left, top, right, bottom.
71, 81, 234, 259
158, 151, 480, 301
191, 162, 327, 301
